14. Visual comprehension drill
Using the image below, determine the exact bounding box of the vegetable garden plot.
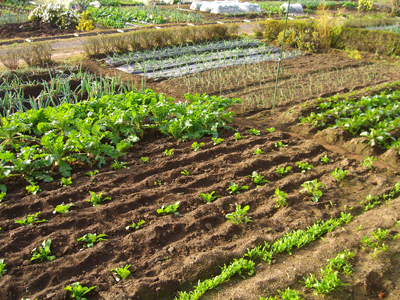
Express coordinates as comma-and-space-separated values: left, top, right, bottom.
365, 25, 400, 32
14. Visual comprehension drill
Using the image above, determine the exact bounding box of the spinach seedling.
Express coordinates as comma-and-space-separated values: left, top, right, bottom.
247, 128, 260, 136
253, 148, 265, 155
246, 171, 269, 187
31, 239, 56, 262
87, 191, 111, 206
181, 170, 189, 176
226, 205, 252, 225
163, 149, 174, 156
85, 170, 99, 176
274, 141, 288, 148
60, 177, 72, 187
199, 191, 221, 203
266, 127, 276, 133
111, 160, 127, 170
157, 201, 180, 215
53, 202, 75, 214
192, 142, 205, 151
111, 264, 131, 281
331, 168, 348, 182
0, 259, 6, 277
126, 220, 145, 230
361, 156, 376, 170
226, 182, 249, 194
78, 233, 107, 248
296, 161, 314, 173
212, 137, 224, 145
320, 155, 330, 164
275, 166, 291, 177
15, 212, 48, 226
274, 188, 288, 208
234, 132, 242, 141
26, 182, 41, 195
141, 156, 149, 164
300, 179, 325, 202
64, 282, 96, 300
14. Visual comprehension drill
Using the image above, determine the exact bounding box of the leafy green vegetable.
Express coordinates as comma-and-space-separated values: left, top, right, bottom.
126, 220, 145, 230
15, 212, 48, 226
110, 264, 131, 281
247, 128, 260, 136
274, 188, 288, 208
226, 205, 252, 225
31, 239, 56, 262
191, 142, 205, 151
141, 156, 149, 164
78, 233, 107, 248
199, 191, 221, 203
275, 166, 291, 177
60, 177, 72, 187
300, 179, 325, 202
26, 182, 41, 195
253, 148, 265, 155
0, 259, 6, 277
226, 182, 248, 194
212, 137, 224, 145
181, 170, 189, 176
157, 201, 180, 215
87, 191, 111, 206
234, 132, 242, 141
163, 149, 174, 156
331, 168, 348, 182
246, 171, 269, 187
64, 282, 96, 300
296, 161, 314, 173
53, 202, 75, 214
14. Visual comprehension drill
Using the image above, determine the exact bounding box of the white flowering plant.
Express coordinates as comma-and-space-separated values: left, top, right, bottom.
28, 4, 78, 29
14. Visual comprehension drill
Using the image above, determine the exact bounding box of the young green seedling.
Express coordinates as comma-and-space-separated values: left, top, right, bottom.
141, 156, 149, 164
53, 202, 75, 214
199, 191, 221, 203
360, 156, 376, 170
157, 201, 180, 215
320, 155, 330, 164
60, 177, 72, 187
78, 233, 107, 248
181, 170, 189, 176
15, 212, 48, 226
266, 127, 275, 133
110, 264, 131, 281
274, 141, 288, 148
111, 160, 127, 170
246, 171, 269, 187
296, 161, 314, 173
274, 188, 288, 208
31, 239, 56, 262
253, 148, 265, 155
274, 166, 291, 177
26, 182, 41, 195
300, 179, 325, 202
126, 220, 145, 230
225, 205, 252, 225
0, 259, 6, 277
87, 191, 111, 207
247, 128, 260, 136
85, 170, 99, 176
331, 168, 348, 182
226, 182, 249, 194
163, 149, 174, 156
212, 137, 224, 145
192, 142, 205, 151
64, 282, 96, 300
234, 132, 242, 141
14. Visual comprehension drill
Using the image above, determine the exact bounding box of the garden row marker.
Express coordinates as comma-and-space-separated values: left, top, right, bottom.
272, 0, 291, 115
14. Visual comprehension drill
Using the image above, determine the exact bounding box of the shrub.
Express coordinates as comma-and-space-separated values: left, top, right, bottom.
0, 49, 20, 70
28, 4, 77, 29
19, 41, 52, 67
76, 11, 95, 31
358, 0, 373, 11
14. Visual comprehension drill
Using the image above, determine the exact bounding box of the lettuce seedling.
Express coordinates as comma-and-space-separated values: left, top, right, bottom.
296, 161, 314, 173
85, 170, 99, 177
60, 177, 72, 187
15, 212, 48, 226
234, 132, 242, 141
226, 205, 252, 225
300, 179, 325, 202
126, 220, 145, 230
53, 202, 75, 214
0, 192, 5, 201
31, 239, 56, 262
320, 155, 330, 164
247, 128, 260, 136
157, 201, 180, 215
199, 191, 221, 203
192, 142, 205, 151
361, 156, 376, 169
163, 149, 174, 156
274, 166, 291, 177
274, 141, 288, 148
266, 127, 275, 133
246, 171, 269, 187
181, 170, 189, 176
274, 188, 288, 208
87, 191, 111, 206
64, 282, 96, 300
110, 264, 131, 281
253, 148, 265, 155
141, 156, 149, 164
226, 182, 249, 194
111, 160, 127, 170
26, 182, 41, 195
78, 233, 107, 248
0, 259, 6, 277
331, 168, 348, 182
212, 137, 224, 145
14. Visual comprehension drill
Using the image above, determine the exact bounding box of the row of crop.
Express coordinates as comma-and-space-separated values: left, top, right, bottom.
299, 90, 400, 150
0, 90, 240, 199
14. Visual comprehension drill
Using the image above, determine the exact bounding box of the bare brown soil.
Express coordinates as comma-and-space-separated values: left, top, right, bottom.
0, 21, 77, 39
1, 47, 400, 300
